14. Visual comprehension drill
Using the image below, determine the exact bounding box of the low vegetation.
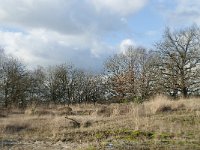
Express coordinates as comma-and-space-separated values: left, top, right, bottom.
0, 96, 200, 149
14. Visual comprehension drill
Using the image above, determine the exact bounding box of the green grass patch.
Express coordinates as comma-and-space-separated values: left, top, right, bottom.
94, 129, 174, 142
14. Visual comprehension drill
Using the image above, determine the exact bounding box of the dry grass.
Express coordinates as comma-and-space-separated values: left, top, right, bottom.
144, 95, 200, 114
0, 96, 200, 149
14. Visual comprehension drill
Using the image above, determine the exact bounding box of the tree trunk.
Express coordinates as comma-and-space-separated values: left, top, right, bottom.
182, 87, 188, 98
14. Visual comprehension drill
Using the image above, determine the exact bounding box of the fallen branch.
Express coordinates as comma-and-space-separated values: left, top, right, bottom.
65, 116, 80, 127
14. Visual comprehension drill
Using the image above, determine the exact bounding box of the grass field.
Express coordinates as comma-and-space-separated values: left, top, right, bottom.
0, 95, 200, 149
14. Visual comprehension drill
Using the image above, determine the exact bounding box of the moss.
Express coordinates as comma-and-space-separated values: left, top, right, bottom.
111, 129, 173, 142
100, 129, 156, 141
85, 145, 97, 150
153, 132, 174, 140
121, 136, 135, 141
95, 133, 103, 139
177, 141, 187, 146
129, 130, 154, 139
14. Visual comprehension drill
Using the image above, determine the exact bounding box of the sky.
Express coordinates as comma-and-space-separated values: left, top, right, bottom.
0, 0, 200, 72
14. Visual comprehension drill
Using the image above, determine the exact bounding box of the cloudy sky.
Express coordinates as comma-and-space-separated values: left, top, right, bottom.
0, 0, 199, 72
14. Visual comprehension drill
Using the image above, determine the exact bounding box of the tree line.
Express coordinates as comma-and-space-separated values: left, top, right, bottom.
1, 26, 200, 108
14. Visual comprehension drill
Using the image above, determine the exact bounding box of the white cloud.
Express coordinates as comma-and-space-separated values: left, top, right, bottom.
171, 0, 200, 24
0, 0, 148, 34
119, 39, 135, 54
90, 0, 148, 16
154, 0, 200, 26
0, 0, 148, 71
0, 29, 115, 71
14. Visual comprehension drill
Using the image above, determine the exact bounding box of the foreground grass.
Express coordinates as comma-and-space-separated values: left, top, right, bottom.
0, 96, 200, 149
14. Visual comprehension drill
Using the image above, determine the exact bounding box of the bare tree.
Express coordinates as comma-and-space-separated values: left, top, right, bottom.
156, 26, 200, 98
105, 52, 130, 100
27, 66, 47, 105
80, 73, 107, 105
105, 46, 158, 102
46, 64, 71, 105
0, 49, 6, 107
1, 58, 29, 108
135, 49, 161, 100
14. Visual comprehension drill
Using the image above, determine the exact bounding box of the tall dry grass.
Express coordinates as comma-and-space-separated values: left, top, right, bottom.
0, 95, 200, 148
143, 95, 200, 114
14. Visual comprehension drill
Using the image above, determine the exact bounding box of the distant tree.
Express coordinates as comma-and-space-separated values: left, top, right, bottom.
46, 64, 71, 105
105, 51, 130, 100
45, 65, 107, 105
135, 48, 161, 100
156, 26, 200, 98
27, 66, 47, 105
105, 46, 158, 102
0, 49, 6, 107
1, 58, 29, 108
79, 73, 107, 105
67, 69, 104, 105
